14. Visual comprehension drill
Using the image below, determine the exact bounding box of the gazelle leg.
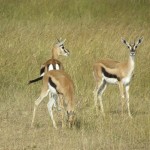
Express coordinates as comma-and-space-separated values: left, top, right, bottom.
94, 81, 102, 113
49, 93, 58, 108
93, 70, 100, 110
118, 82, 125, 115
50, 93, 62, 111
47, 96, 57, 129
125, 85, 132, 118
58, 94, 65, 128
31, 90, 49, 127
93, 85, 98, 108
97, 79, 107, 116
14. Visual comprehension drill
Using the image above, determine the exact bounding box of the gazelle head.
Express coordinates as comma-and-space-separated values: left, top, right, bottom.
121, 37, 144, 56
67, 111, 76, 128
54, 38, 70, 57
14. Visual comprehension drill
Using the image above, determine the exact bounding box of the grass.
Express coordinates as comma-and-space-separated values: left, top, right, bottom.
0, 0, 150, 149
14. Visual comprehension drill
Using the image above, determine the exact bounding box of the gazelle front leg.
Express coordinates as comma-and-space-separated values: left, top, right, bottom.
97, 79, 107, 116
118, 82, 125, 115
93, 85, 98, 111
58, 94, 66, 128
125, 85, 132, 118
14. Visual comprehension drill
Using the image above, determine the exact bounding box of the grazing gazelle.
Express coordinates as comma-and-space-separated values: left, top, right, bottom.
28, 38, 70, 84
31, 70, 75, 129
93, 37, 144, 117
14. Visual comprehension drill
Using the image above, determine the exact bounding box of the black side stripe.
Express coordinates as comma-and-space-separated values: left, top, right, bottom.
49, 77, 57, 89
101, 67, 120, 81
48, 77, 62, 94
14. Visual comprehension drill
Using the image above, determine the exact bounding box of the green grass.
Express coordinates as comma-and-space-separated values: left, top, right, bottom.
0, 0, 150, 149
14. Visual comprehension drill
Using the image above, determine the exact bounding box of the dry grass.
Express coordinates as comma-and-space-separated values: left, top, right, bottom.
0, 0, 150, 149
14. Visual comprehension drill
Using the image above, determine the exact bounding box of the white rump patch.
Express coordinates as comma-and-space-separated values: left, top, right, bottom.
102, 74, 118, 84
48, 64, 54, 71
55, 64, 60, 70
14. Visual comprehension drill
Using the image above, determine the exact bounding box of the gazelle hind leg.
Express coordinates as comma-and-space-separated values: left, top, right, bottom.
49, 93, 58, 109
125, 85, 132, 118
97, 79, 107, 116
31, 90, 49, 127
58, 94, 66, 128
47, 96, 57, 129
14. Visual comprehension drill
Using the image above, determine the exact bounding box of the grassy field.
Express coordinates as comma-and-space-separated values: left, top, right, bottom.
0, 0, 150, 149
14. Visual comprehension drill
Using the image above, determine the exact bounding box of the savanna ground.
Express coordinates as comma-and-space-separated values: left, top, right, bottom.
0, 0, 150, 149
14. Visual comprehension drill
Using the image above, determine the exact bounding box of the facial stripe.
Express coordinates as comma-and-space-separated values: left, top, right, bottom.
64, 49, 68, 53
130, 48, 136, 56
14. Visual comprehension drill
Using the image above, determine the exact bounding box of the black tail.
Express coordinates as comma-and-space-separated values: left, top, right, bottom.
28, 76, 43, 85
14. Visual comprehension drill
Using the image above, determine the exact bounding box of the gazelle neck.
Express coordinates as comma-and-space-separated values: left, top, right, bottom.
127, 55, 135, 73
129, 55, 135, 65
52, 47, 59, 59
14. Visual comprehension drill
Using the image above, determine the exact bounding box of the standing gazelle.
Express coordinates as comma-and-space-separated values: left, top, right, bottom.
31, 70, 75, 129
93, 37, 144, 117
28, 38, 70, 84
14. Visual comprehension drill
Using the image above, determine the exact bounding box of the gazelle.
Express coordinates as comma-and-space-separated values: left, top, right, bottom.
28, 38, 70, 84
93, 37, 144, 117
31, 70, 75, 129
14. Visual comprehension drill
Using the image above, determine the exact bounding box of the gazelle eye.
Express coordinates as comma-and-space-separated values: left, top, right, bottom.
61, 46, 64, 49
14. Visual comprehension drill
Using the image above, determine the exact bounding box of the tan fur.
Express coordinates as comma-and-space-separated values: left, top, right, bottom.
28, 39, 69, 84
31, 70, 75, 128
93, 37, 143, 117
45, 70, 74, 111
40, 40, 69, 74
41, 59, 64, 71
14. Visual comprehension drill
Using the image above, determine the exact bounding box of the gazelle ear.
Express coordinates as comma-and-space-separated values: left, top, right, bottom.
57, 38, 60, 42
135, 36, 144, 47
121, 37, 131, 49
58, 39, 66, 46
62, 39, 66, 43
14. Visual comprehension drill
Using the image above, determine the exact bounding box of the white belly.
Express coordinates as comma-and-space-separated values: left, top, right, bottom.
103, 76, 118, 84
